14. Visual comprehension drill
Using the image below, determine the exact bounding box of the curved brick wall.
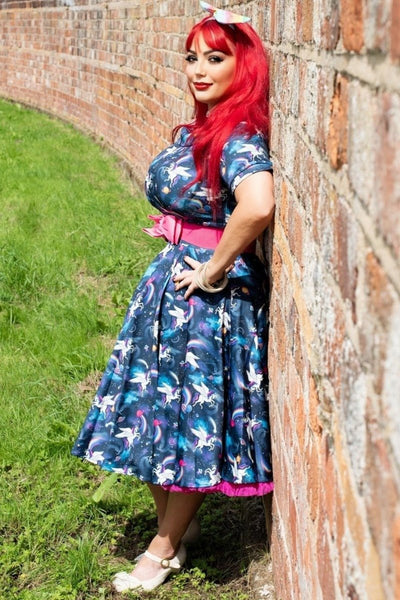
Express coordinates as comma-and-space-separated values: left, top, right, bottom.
1, 2, 400, 599
0, 0, 195, 183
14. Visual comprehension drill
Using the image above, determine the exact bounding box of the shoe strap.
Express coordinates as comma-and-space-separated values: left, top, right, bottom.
144, 550, 180, 570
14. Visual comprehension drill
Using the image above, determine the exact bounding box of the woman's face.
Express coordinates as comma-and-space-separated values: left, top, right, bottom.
185, 33, 236, 109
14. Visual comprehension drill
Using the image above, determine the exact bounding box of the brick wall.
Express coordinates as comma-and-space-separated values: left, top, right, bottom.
1, 1, 399, 598
266, 2, 400, 598
0, 0, 197, 182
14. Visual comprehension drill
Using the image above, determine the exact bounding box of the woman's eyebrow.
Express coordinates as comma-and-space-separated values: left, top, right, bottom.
187, 49, 226, 55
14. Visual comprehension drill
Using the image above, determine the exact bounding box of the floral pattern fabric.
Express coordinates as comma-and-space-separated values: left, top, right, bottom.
71, 127, 274, 496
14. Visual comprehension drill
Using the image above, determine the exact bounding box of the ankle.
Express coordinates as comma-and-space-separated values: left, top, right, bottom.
148, 534, 177, 559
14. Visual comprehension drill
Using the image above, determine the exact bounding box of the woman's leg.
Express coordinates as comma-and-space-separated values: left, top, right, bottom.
147, 483, 170, 527
147, 483, 201, 539
155, 491, 205, 551
129, 490, 205, 580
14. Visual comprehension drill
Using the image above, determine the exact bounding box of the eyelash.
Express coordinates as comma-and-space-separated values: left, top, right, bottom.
185, 55, 224, 64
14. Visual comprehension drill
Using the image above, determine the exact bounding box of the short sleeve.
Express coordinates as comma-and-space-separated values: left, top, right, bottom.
220, 130, 273, 194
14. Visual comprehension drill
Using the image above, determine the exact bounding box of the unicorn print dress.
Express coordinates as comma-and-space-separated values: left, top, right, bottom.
72, 126, 274, 496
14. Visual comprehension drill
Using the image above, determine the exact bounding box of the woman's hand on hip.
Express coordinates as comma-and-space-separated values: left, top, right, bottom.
174, 252, 234, 301
173, 256, 202, 300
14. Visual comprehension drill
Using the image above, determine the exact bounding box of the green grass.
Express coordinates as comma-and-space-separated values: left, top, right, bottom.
0, 99, 268, 599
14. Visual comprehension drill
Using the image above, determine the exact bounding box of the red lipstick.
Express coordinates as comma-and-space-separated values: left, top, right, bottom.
193, 83, 212, 90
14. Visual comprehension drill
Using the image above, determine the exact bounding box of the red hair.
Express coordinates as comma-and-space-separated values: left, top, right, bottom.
173, 17, 270, 205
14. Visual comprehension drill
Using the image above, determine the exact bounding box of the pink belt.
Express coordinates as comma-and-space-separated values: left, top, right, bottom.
143, 214, 224, 250
143, 213, 255, 252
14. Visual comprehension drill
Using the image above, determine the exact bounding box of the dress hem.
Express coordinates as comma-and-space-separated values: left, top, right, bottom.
74, 454, 273, 497
161, 481, 274, 497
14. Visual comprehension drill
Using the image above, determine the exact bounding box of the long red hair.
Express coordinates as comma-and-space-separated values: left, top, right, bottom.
173, 17, 270, 204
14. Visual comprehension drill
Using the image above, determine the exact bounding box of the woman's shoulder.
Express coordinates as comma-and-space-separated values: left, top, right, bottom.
222, 124, 271, 164
175, 126, 192, 146
225, 123, 269, 149
220, 124, 273, 191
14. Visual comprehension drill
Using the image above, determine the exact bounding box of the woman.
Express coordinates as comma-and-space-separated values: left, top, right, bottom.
72, 2, 275, 592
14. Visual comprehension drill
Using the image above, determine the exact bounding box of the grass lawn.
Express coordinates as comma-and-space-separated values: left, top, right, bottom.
0, 99, 269, 600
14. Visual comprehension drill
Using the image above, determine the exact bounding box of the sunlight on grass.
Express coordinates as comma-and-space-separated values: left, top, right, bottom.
0, 100, 266, 599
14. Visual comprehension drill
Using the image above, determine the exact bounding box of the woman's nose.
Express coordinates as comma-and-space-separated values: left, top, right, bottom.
194, 58, 206, 77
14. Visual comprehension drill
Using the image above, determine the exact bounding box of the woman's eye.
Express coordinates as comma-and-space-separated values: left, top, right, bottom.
185, 55, 197, 63
209, 56, 223, 63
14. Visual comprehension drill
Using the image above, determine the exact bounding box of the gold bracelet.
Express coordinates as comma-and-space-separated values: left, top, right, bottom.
195, 261, 228, 293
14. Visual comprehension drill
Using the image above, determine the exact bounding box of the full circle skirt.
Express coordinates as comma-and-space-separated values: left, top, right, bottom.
71, 241, 273, 496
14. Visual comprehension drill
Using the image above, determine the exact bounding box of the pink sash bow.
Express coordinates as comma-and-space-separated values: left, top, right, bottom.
142, 214, 183, 245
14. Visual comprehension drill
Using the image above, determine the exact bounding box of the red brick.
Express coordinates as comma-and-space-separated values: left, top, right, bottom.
291, 304, 305, 379
308, 373, 322, 435
335, 432, 367, 571
359, 251, 393, 395
365, 250, 394, 315
271, 52, 289, 116
306, 437, 320, 522
327, 74, 349, 169
272, 301, 287, 370
341, 0, 364, 52
323, 440, 337, 537
272, 435, 290, 522
297, 59, 308, 129
313, 178, 338, 272
391, 0, 400, 60
288, 201, 304, 269
302, 538, 312, 576
316, 512, 336, 600
316, 66, 333, 155
295, 138, 319, 215
270, 242, 283, 285
296, 0, 313, 43
364, 413, 398, 560
278, 180, 289, 237
335, 485, 345, 591
293, 376, 306, 452
270, 0, 277, 44
282, 402, 293, 453
319, 291, 346, 389
375, 92, 400, 257
336, 197, 358, 319
393, 513, 400, 598
288, 494, 298, 557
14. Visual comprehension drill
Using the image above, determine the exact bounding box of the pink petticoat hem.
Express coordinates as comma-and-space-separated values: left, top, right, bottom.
161, 481, 274, 497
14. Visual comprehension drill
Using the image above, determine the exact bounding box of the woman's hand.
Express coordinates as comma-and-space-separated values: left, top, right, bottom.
173, 256, 202, 300
173, 256, 229, 300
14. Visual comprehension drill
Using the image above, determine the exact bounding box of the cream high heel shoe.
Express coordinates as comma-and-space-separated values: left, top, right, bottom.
112, 543, 186, 592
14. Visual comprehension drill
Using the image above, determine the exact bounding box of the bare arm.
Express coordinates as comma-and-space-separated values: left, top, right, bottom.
173, 170, 274, 299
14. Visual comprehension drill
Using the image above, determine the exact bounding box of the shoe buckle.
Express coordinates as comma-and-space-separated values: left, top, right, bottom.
160, 558, 170, 569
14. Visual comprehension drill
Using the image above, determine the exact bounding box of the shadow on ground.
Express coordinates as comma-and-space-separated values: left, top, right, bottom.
102, 493, 271, 598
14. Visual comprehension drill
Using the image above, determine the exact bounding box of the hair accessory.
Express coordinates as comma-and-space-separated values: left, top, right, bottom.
200, 1, 250, 24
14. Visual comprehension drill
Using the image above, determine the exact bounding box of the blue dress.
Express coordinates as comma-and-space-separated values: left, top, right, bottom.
72, 126, 274, 496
